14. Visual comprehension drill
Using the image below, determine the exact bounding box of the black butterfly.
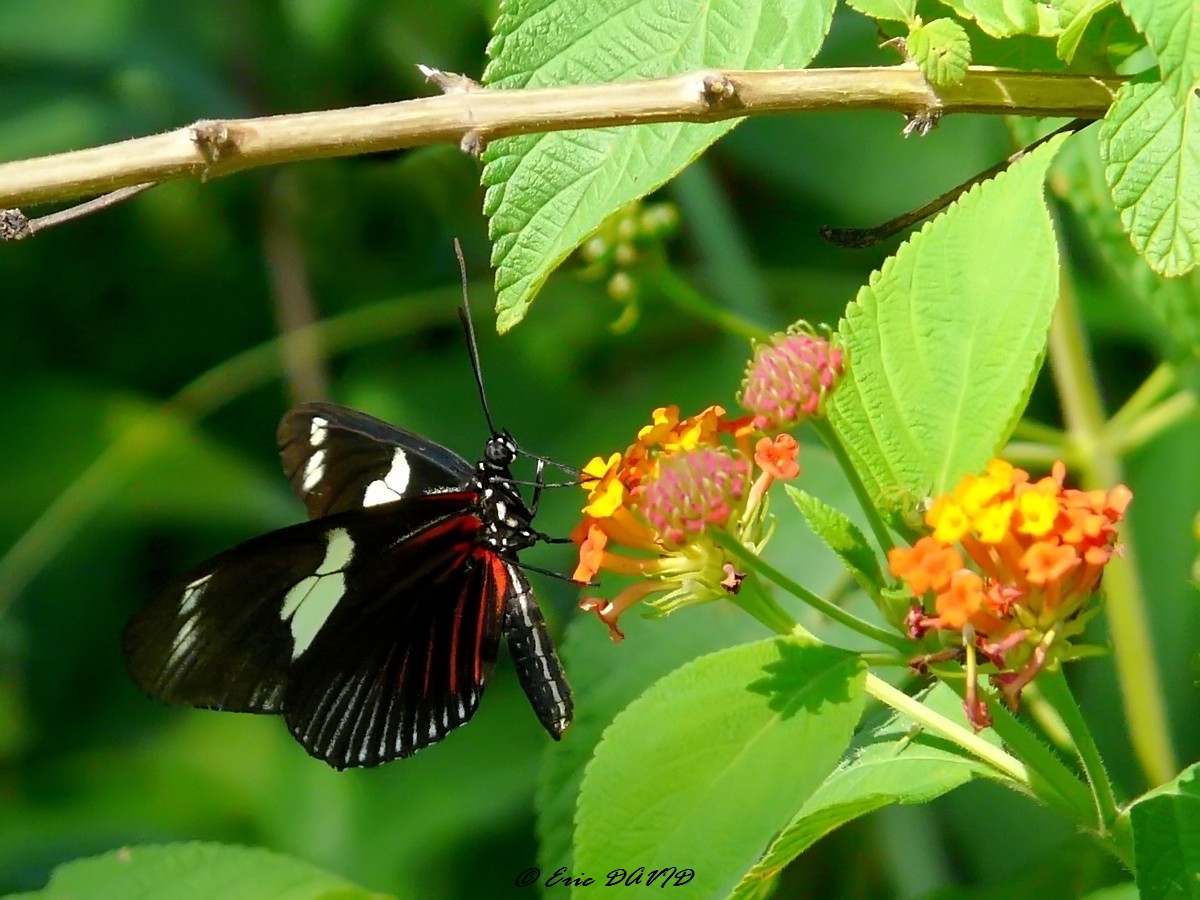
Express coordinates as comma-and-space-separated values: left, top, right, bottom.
124, 400, 574, 769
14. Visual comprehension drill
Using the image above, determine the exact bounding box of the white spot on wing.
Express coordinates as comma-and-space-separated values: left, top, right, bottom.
281, 528, 354, 658
180, 573, 212, 616
362, 448, 411, 507
302, 449, 326, 492
168, 615, 200, 670
309, 416, 329, 446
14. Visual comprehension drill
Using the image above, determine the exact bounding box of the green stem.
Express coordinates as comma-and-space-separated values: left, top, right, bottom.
711, 529, 908, 651
1112, 390, 1197, 457
810, 418, 895, 554
865, 675, 1037, 788
1002, 441, 1080, 470
931, 671, 1117, 847
1009, 418, 1068, 447
1048, 268, 1176, 786
654, 267, 772, 341
729, 573, 813, 639
1106, 362, 1178, 437
1036, 669, 1121, 832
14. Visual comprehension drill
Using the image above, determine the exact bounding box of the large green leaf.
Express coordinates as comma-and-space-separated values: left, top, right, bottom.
572, 638, 866, 898
9, 842, 387, 900
1129, 761, 1200, 900
1098, 0, 1200, 277
481, 0, 836, 331
826, 133, 1067, 512
730, 684, 1005, 900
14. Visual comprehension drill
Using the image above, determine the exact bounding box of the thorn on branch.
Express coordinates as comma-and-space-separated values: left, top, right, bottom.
417, 64, 479, 94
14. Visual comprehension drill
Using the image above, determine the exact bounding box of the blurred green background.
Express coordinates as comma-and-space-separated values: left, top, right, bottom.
2, 1, 1196, 897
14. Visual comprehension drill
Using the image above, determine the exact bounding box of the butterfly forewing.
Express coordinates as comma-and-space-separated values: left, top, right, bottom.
279, 402, 474, 518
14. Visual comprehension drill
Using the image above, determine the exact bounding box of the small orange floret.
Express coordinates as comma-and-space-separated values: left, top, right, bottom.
1020, 540, 1079, 586
889, 536, 963, 596
572, 523, 609, 582
935, 569, 985, 629
754, 434, 800, 479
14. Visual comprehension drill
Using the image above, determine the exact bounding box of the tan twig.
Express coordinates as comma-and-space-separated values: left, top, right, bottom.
0, 66, 1121, 211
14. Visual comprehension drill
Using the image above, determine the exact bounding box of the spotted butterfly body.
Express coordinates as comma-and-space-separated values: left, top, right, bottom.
124, 401, 573, 769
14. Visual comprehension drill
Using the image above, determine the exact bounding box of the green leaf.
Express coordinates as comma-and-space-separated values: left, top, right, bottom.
844, 0, 917, 23
10, 842, 388, 900
572, 638, 866, 898
784, 484, 884, 589
536, 602, 772, 880
826, 133, 1067, 512
1130, 761, 1200, 900
1054, 124, 1200, 357
1055, 0, 1117, 63
1099, 81, 1200, 278
907, 17, 972, 87
938, 0, 1071, 38
1119, 0, 1199, 89
729, 684, 1003, 900
1097, 0, 1200, 277
481, 0, 836, 331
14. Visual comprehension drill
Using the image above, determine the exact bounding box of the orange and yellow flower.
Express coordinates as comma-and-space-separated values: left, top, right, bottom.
890, 458, 1131, 729
573, 405, 799, 639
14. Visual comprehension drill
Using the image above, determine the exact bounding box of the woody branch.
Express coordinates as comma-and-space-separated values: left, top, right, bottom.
0, 65, 1120, 210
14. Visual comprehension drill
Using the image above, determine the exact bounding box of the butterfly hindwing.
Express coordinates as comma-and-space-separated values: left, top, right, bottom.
284, 542, 510, 768
125, 491, 513, 766
278, 402, 474, 518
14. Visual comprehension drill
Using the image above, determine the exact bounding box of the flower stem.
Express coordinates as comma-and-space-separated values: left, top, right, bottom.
810, 418, 896, 554
865, 675, 1033, 786
711, 529, 908, 650
1036, 669, 1121, 832
653, 267, 773, 341
1048, 266, 1176, 786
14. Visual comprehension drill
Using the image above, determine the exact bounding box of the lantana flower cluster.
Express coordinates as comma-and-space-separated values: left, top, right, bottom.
572, 405, 799, 639
889, 458, 1132, 728
572, 326, 843, 639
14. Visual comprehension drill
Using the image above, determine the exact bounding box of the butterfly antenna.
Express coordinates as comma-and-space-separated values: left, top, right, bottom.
454, 238, 500, 437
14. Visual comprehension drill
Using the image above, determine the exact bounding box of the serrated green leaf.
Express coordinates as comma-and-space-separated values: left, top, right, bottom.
481, 0, 836, 331
844, 0, 917, 23
826, 134, 1066, 512
10, 843, 387, 900
572, 638, 865, 899
1055, 0, 1116, 63
535, 601, 770, 880
907, 17, 972, 87
1099, 81, 1200, 277
937, 0, 1069, 38
730, 684, 1003, 900
1129, 761, 1200, 900
784, 484, 884, 587
1119, 0, 1199, 90
1055, 124, 1200, 356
